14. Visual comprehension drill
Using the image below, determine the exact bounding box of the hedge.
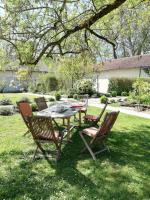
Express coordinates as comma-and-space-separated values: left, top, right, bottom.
108, 78, 135, 95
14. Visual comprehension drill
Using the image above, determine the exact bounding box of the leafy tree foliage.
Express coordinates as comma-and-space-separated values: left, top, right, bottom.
0, 0, 128, 65
0, 0, 149, 67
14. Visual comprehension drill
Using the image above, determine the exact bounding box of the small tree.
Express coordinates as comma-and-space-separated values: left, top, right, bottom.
57, 53, 93, 88
74, 80, 94, 96
130, 78, 150, 104
45, 75, 58, 92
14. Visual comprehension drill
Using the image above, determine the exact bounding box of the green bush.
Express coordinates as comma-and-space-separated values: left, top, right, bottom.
0, 81, 5, 93
45, 75, 58, 92
67, 88, 76, 98
0, 98, 13, 105
108, 78, 135, 95
73, 94, 78, 99
105, 93, 111, 97
18, 97, 30, 103
111, 91, 117, 97
49, 97, 55, 102
130, 78, 150, 105
100, 95, 108, 104
55, 92, 61, 101
121, 91, 128, 96
31, 103, 38, 111
0, 107, 14, 115
74, 80, 94, 96
140, 95, 150, 105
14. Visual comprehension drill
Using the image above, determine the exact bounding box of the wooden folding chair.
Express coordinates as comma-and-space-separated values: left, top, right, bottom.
80, 111, 119, 160
26, 115, 64, 162
17, 102, 33, 135
34, 97, 48, 111
35, 96, 66, 129
84, 101, 108, 125
73, 94, 88, 123
79, 94, 88, 116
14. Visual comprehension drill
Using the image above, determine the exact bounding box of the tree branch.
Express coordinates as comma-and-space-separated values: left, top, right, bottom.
87, 28, 117, 59
32, 0, 126, 64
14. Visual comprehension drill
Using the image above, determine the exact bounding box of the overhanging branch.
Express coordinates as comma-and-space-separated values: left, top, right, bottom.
32, 0, 126, 64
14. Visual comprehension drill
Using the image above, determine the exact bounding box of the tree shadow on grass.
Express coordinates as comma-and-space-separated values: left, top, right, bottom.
108, 125, 150, 169
0, 130, 100, 199
0, 125, 150, 199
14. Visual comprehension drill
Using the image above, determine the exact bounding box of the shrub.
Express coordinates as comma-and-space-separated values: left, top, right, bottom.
68, 88, 76, 98
100, 95, 108, 104
49, 97, 55, 102
91, 94, 98, 98
74, 80, 94, 96
130, 78, 150, 105
108, 78, 135, 95
140, 95, 150, 105
55, 92, 61, 101
18, 97, 30, 103
121, 91, 128, 96
45, 75, 58, 92
36, 82, 46, 93
0, 107, 14, 116
109, 99, 116, 103
105, 93, 111, 97
28, 82, 37, 93
0, 98, 13, 105
0, 81, 5, 93
31, 103, 38, 111
111, 91, 117, 97
73, 94, 78, 99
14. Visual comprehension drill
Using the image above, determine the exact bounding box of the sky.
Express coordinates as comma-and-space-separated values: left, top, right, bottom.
0, 2, 5, 17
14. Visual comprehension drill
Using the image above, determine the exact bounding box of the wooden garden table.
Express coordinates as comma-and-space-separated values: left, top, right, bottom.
37, 102, 80, 140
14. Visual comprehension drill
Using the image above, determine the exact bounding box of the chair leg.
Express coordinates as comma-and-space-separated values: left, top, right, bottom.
32, 146, 39, 161
62, 118, 65, 126
35, 141, 51, 163
23, 130, 30, 136
80, 132, 96, 160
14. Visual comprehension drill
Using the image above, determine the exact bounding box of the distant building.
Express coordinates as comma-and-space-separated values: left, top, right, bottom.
0, 62, 48, 84
94, 54, 150, 93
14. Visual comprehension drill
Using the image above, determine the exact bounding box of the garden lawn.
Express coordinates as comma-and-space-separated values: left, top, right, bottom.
0, 106, 150, 200
0, 93, 39, 104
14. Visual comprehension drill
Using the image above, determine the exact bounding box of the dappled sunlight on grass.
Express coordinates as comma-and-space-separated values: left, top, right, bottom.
0, 107, 150, 199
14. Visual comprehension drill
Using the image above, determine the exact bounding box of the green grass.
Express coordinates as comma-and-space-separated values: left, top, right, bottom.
0, 106, 150, 200
0, 93, 39, 104
109, 102, 120, 107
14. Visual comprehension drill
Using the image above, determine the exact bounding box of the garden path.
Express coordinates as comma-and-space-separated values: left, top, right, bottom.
24, 93, 150, 119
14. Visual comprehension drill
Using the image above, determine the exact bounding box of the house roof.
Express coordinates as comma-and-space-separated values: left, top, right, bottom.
94, 54, 150, 72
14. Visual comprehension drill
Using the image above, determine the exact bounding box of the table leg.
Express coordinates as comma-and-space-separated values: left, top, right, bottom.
67, 117, 71, 140
63, 118, 65, 126
79, 110, 81, 127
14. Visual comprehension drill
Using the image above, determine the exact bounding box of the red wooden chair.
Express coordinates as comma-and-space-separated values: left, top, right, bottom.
34, 97, 63, 130
34, 97, 48, 111
84, 101, 108, 125
80, 111, 119, 160
17, 102, 33, 134
26, 115, 64, 162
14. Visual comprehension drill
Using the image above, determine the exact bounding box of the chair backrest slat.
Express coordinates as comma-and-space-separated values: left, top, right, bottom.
97, 111, 119, 137
27, 116, 57, 142
78, 94, 88, 107
17, 102, 33, 128
34, 97, 48, 111
97, 101, 108, 122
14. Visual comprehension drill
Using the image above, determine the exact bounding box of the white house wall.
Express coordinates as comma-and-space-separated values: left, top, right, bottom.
95, 68, 149, 93
0, 71, 46, 85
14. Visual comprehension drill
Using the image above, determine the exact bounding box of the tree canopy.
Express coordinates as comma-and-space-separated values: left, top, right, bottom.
0, 0, 149, 66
